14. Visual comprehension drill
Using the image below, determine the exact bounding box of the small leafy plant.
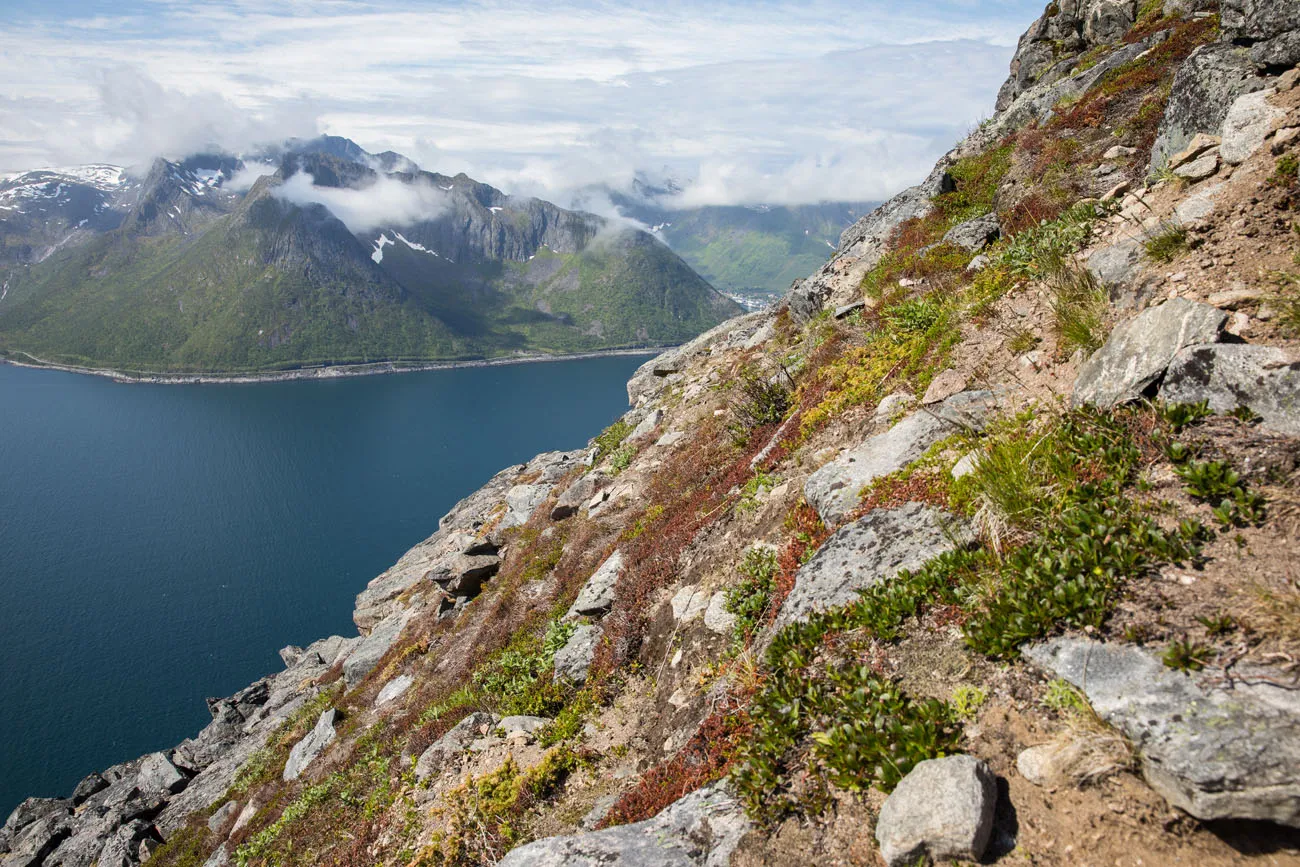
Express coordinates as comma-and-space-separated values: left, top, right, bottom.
1162, 636, 1211, 672
952, 685, 989, 720
1160, 400, 1211, 431
725, 546, 780, 645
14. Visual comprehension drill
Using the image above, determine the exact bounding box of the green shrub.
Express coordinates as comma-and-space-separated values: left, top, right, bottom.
952, 685, 989, 720
1175, 459, 1266, 526
725, 546, 780, 644
593, 420, 632, 461
609, 443, 637, 475
1159, 400, 1212, 430
728, 366, 792, 442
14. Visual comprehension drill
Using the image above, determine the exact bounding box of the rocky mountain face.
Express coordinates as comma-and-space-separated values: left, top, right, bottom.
0, 141, 738, 374
7, 2, 1300, 866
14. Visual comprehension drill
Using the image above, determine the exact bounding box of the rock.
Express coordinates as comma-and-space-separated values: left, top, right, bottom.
502, 484, 550, 530
3, 811, 73, 865
966, 253, 992, 272
670, 585, 710, 623
703, 593, 736, 635
202, 845, 230, 867
1207, 286, 1264, 308
1173, 150, 1219, 181
630, 409, 664, 440
375, 674, 414, 707
1072, 298, 1227, 409
1174, 181, 1225, 226
1101, 180, 1131, 202
70, 774, 107, 806
921, 369, 968, 405
1222, 0, 1300, 68
1086, 237, 1145, 294
775, 503, 972, 628
1026, 638, 1300, 826
656, 430, 687, 449
804, 391, 995, 525
1274, 126, 1300, 154
579, 795, 619, 831
833, 300, 866, 319
1083, 0, 1136, 44
1016, 740, 1092, 788
1169, 132, 1222, 169
343, 609, 411, 687
277, 645, 304, 667
498, 716, 549, 740
207, 801, 239, 834
1221, 89, 1286, 165
136, 753, 187, 795
1104, 145, 1137, 160
1160, 343, 1300, 435
1279, 68, 1300, 92
1149, 43, 1264, 173
496, 782, 749, 867
2, 799, 71, 843
568, 551, 624, 618
553, 624, 601, 685
875, 755, 997, 867
552, 473, 600, 520
415, 712, 498, 780
942, 213, 1001, 252
283, 709, 337, 781
873, 391, 917, 424
951, 451, 979, 480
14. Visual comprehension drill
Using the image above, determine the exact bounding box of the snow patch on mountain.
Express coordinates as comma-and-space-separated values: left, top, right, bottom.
372, 233, 394, 263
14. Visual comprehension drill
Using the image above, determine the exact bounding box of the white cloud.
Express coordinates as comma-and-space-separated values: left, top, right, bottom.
274, 171, 450, 234
0, 0, 1046, 205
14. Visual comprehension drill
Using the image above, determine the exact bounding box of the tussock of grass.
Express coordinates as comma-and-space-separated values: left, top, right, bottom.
1143, 222, 1188, 263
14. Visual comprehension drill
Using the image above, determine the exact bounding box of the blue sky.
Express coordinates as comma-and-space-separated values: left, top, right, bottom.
0, 0, 1047, 204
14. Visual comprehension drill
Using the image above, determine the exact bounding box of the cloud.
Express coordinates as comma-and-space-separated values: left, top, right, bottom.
274, 171, 449, 234
225, 162, 278, 193
0, 0, 1046, 204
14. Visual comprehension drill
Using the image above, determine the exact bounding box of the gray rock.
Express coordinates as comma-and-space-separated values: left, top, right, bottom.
1026, 638, 1300, 826
3, 799, 70, 841
95, 821, 154, 867
376, 674, 414, 707
630, 409, 664, 440
136, 752, 187, 795
775, 503, 972, 628
282, 709, 338, 781
4, 813, 74, 867
921, 369, 967, 405
415, 712, 498, 780
496, 782, 749, 867
568, 551, 624, 618
942, 213, 1001, 252
431, 553, 501, 598
951, 451, 979, 480
1149, 43, 1265, 173
703, 593, 736, 635
502, 484, 550, 530
804, 391, 996, 525
1222, 0, 1300, 68
1173, 150, 1219, 180
207, 800, 239, 834
873, 391, 917, 423
1072, 298, 1227, 409
834, 300, 866, 319
343, 609, 411, 687
1221, 88, 1285, 165
70, 775, 107, 806
498, 716, 549, 739
1160, 343, 1300, 435
579, 795, 619, 831
552, 473, 601, 520
553, 624, 601, 685
875, 755, 996, 867
1174, 181, 1225, 226
1086, 237, 1145, 294
42, 818, 115, 867
657, 430, 687, 449
625, 314, 766, 405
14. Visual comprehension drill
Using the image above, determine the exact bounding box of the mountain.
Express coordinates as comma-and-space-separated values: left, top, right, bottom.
0, 143, 739, 375
593, 181, 877, 305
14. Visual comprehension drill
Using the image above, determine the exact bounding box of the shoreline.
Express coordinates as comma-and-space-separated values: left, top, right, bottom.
0, 347, 665, 385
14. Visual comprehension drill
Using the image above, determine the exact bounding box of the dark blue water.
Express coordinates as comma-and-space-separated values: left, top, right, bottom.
0, 356, 644, 817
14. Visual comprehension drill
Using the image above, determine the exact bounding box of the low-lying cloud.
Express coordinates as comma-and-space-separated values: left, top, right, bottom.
274, 171, 449, 234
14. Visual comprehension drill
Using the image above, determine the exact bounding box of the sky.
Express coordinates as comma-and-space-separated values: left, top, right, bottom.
0, 0, 1046, 206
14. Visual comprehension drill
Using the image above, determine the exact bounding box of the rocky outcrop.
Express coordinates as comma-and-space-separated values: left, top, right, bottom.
1222, 0, 1300, 70
1160, 343, 1300, 435
553, 624, 601, 685
495, 782, 750, 867
941, 213, 1001, 252
875, 755, 997, 867
804, 391, 997, 525
567, 551, 624, 618
1149, 43, 1266, 173
415, 713, 498, 781
1027, 638, 1300, 826
282, 709, 337, 781
1220, 88, 1286, 164
626, 313, 770, 405
774, 503, 972, 628
1072, 298, 1227, 408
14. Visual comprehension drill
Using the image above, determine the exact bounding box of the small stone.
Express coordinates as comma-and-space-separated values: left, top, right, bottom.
951, 452, 979, 480
1173, 151, 1218, 181
568, 551, 624, 618
498, 715, 549, 740
875, 755, 997, 867
966, 254, 991, 272
921, 369, 968, 405
1104, 145, 1138, 160
1277, 68, 1300, 93
834, 300, 866, 319
1169, 271, 1187, 283
1272, 126, 1300, 155
1168, 133, 1221, 169
703, 593, 736, 635
873, 391, 917, 423
375, 674, 414, 707
1101, 180, 1131, 202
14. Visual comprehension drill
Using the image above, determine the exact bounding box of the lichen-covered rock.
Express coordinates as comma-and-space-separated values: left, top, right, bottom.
495, 782, 749, 867
567, 551, 624, 618
1085, 237, 1145, 296
415, 712, 498, 780
1159, 343, 1300, 435
1222, 0, 1300, 69
875, 755, 997, 867
804, 391, 996, 525
343, 609, 411, 687
1149, 43, 1265, 173
136, 752, 187, 795
553, 624, 601, 685
1026, 638, 1300, 826
774, 503, 972, 628
1220, 88, 1286, 165
282, 709, 337, 782
375, 674, 414, 707
941, 213, 1001, 252
552, 472, 601, 520
1072, 298, 1227, 409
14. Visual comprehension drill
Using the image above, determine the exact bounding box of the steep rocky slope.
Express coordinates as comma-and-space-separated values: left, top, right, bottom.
6, 2, 1300, 866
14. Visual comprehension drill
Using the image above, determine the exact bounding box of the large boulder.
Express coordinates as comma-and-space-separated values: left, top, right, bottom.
875, 755, 997, 867
1221, 89, 1286, 165
1072, 298, 1227, 409
1085, 237, 1146, 299
1026, 638, 1300, 826
282, 709, 337, 782
553, 624, 602, 685
1149, 43, 1265, 173
496, 782, 750, 867
804, 391, 996, 525
1159, 343, 1300, 435
343, 609, 412, 687
136, 752, 187, 795
941, 214, 1001, 252
375, 674, 414, 707
1222, 0, 1300, 69
567, 552, 624, 618
774, 503, 972, 628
